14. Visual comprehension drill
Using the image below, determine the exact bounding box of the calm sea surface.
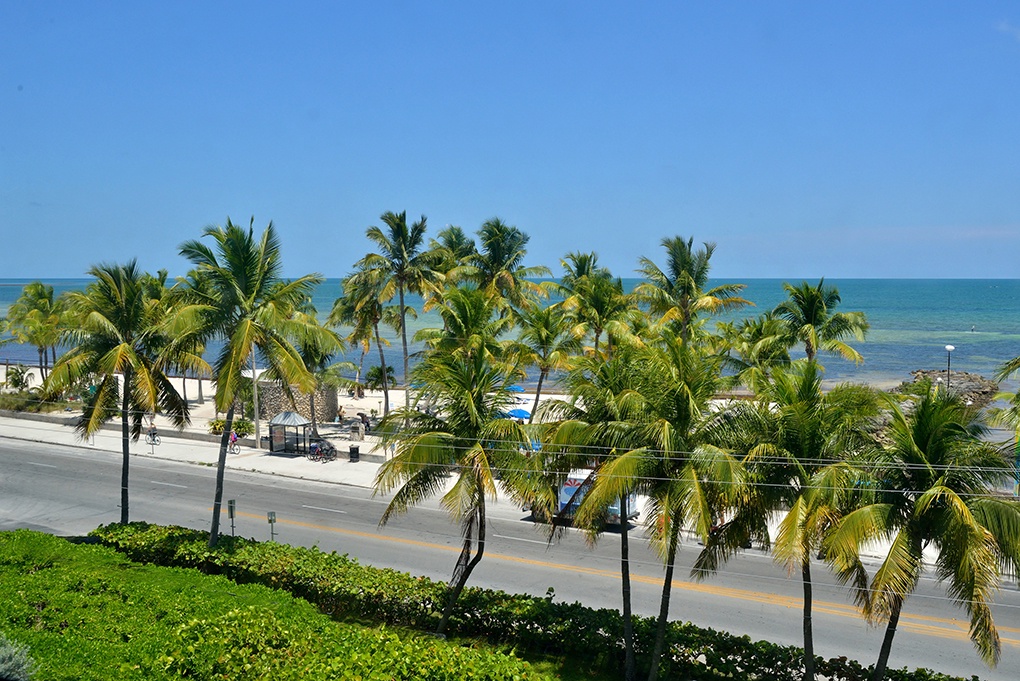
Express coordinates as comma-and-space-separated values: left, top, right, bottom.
3, 278, 1020, 390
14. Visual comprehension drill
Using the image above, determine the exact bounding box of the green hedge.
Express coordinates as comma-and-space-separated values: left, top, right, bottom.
0, 529, 544, 681
89, 523, 982, 681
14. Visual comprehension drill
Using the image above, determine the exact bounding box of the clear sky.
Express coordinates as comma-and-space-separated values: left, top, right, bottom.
2, 2, 1019, 280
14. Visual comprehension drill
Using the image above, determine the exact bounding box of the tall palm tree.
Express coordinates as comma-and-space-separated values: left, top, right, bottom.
356, 211, 443, 411
714, 311, 792, 382
330, 267, 394, 415
624, 329, 743, 681
44, 261, 194, 524
374, 348, 530, 635
541, 351, 649, 681
773, 278, 869, 364
510, 301, 581, 423
454, 218, 550, 311
634, 236, 748, 343
827, 387, 1020, 681
177, 218, 323, 547
693, 361, 879, 681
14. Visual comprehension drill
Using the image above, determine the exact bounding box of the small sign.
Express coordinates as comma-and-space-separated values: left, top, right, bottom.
227, 499, 236, 519
267, 511, 276, 524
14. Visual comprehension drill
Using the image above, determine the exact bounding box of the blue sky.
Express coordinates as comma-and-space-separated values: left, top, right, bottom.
3, 2, 1019, 280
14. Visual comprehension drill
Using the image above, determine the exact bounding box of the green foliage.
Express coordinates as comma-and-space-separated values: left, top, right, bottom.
87, 523, 976, 681
0, 392, 64, 413
2, 365, 33, 391
0, 529, 542, 681
208, 417, 253, 437
0, 631, 36, 681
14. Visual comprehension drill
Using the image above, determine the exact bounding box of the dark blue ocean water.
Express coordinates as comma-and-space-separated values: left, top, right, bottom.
4, 278, 1020, 390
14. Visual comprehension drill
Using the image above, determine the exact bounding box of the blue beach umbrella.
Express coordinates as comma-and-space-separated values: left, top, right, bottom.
507, 408, 530, 419
506, 385, 525, 393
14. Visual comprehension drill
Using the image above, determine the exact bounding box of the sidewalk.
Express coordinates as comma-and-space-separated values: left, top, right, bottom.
0, 407, 387, 491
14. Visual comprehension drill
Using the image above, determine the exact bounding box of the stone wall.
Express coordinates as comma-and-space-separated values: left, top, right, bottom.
257, 383, 338, 426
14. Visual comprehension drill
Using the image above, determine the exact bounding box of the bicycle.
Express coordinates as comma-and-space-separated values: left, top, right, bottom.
228, 441, 241, 455
144, 429, 161, 446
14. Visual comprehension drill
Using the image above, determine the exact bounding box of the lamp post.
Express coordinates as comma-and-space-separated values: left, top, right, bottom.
945, 345, 955, 392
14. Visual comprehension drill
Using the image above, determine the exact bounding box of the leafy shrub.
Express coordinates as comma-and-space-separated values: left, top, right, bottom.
0, 530, 542, 681
0, 631, 36, 681
89, 523, 977, 681
207, 418, 254, 437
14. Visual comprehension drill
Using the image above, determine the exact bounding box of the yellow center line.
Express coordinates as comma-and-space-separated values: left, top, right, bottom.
230, 510, 1019, 647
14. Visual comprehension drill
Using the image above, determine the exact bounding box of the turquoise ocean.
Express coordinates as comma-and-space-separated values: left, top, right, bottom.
3, 278, 1020, 391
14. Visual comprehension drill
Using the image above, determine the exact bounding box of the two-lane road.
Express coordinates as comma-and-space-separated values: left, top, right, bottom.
2, 438, 1018, 680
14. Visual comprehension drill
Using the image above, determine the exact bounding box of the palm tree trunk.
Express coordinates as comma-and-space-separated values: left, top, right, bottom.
620, 495, 636, 681
374, 322, 390, 416
871, 602, 902, 681
251, 351, 261, 449
647, 518, 681, 681
438, 501, 486, 635
208, 403, 235, 548
181, 374, 188, 403
197, 374, 204, 404
310, 392, 318, 438
802, 560, 816, 681
119, 366, 132, 525
37, 346, 46, 382
399, 285, 410, 413
529, 369, 547, 425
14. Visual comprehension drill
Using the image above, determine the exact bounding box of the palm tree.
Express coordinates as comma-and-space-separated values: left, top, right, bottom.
414, 285, 515, 365
827, 387, 1020, 681
454, 218, 550, 311
624, 329, 743, 681
714, 312, 792, 382
263, 305, 347, 437
331, 267, 395, 415
177, 217, 322, 547
356, 211, 443, 411
773, 278, 869, 364
510, 302, 580, 423
374, 348, 530, 635
44, 261, 194, 524
693, 361, 879, 681
634, 236, 749, 343
6, 281, 66, 380
541, 351, 649, 681
428, 225, 477, 275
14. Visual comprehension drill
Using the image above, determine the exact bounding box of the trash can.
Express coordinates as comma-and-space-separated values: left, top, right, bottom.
349, 445, 360, 463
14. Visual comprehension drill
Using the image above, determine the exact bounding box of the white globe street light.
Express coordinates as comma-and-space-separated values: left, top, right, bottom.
945, 345, 955, 392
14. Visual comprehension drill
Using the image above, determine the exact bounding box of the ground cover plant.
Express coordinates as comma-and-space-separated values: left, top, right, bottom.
87, 522, 982, 681
0, 529, 546, 681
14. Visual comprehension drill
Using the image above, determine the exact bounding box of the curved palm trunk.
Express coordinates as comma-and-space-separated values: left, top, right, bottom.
37, 346, 46, 382
373, 322, 390, 416
208, 403, 235, 547
529, 368, 548, 425
438, 499, 486, 635
802, 560, 816, 681
119, 366, 132, 524
620, 495, 636, 681
871, 602, 902, 681
647, 518, 681, 681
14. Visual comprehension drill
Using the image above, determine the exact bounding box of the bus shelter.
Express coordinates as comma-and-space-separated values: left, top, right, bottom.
268, 411, 311, 455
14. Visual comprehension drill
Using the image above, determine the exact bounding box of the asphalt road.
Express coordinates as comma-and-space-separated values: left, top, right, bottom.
2, 437, 1019, 680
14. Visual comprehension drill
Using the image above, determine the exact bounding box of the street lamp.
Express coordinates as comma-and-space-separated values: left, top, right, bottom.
945, 345, 955, 392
